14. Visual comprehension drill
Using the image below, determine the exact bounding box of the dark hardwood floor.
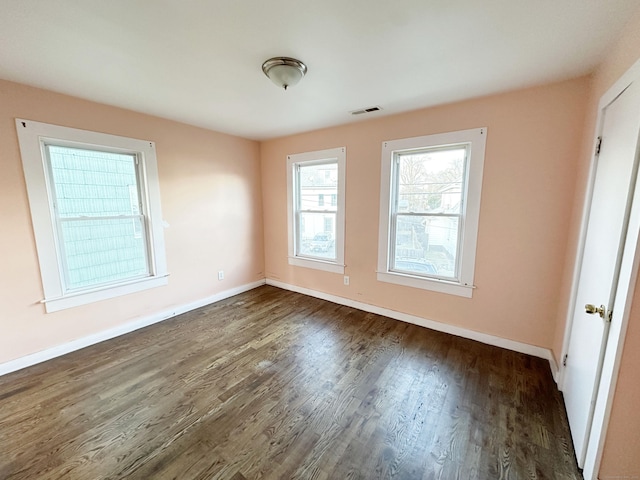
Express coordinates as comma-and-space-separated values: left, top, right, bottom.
0, 286, 582, 479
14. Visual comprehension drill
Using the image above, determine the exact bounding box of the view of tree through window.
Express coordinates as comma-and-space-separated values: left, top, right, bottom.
392, 145, 468, 280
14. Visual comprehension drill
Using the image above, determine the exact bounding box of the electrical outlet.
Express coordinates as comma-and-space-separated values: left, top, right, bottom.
344, 275, 350, 285
218, 270, 224, 281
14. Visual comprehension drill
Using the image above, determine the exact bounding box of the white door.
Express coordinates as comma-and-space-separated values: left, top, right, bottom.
563, 79, 640, 467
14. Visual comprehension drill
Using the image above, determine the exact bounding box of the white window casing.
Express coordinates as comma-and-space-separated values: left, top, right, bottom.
16, 119, 168, 312
377, 128, 487, 297
287, 147, 346, 274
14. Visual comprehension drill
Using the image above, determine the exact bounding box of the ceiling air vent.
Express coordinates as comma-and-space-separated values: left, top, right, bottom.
350, 106, 382, 115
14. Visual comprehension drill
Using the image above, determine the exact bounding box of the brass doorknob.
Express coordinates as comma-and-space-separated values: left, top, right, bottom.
585, 304, 606, 319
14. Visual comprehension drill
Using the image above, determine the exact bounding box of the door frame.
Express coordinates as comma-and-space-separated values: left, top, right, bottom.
559, 57, 640, 479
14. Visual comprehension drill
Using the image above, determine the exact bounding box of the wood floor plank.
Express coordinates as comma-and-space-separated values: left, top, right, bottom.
0, 286, 582, 479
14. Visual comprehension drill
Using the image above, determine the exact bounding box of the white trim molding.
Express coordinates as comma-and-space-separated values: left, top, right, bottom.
377, 128, 487, 297
15, 118, 169, 312
0, 279, 266, 377
1, 275, 560, 384
266, 278, 558, 379
560, 56, 640, 480
286, 147, 346, 275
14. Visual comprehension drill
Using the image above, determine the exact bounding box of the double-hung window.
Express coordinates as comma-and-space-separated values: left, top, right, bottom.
287, 147, 346, 274
16, 119, 168, 312
377, 128, 486, 297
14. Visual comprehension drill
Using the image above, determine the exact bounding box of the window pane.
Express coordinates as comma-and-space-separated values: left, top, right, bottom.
47, 145, 150, 291
297, 212, 336, 260
393, 214, 459, 279
299, 162, 337, 212
48, 146, 139, 218
60, 217, 149, 290
397, 147, 466, 214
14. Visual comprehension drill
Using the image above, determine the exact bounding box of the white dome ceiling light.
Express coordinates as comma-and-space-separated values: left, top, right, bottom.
262, 57, 307, 91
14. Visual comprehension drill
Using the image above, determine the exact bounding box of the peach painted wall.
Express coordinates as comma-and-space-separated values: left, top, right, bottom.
0, 79, 264, 365
261, 77, 589, 352
583, 5, 640, 477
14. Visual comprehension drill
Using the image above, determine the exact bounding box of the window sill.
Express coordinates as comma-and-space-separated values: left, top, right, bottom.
41, 275, 169, 313
288, 256, 345, 274
376, 271, 474, 298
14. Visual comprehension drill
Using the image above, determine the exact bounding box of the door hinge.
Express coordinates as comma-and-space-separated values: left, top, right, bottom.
595, 136, 603, 156
563, 354, 568, 367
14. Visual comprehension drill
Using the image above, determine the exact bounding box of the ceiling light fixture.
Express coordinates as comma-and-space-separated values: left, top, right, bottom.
262, 57, 307, 90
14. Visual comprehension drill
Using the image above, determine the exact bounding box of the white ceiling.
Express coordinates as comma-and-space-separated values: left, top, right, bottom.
0, 1, 638, 140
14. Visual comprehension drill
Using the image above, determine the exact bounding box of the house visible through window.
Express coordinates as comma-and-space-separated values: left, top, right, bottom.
47, 146, 149, 290
377, 128, 486, 297
298, 165, 335, 260
16, 119, 168, 312
287, 147, 346, 274
324, 216, 334, 233
392, 146, 466, 280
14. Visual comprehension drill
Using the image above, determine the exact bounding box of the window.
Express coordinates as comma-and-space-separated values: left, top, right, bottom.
287, 147, 346, 274
377, 128, 486, 297
324, 217, 334, 233
16, 119, 168, 312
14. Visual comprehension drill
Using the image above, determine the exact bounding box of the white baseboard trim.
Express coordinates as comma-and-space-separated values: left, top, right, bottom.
266, 279, 560, 381
2, 278, 561, 383
548, 353, 560, 384
0, 279, 266, 377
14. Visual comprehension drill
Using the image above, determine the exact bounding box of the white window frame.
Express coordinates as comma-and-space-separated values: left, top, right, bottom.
16, 119, 168, 312
286, 147, 346, 274
377, 128, 486, 297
